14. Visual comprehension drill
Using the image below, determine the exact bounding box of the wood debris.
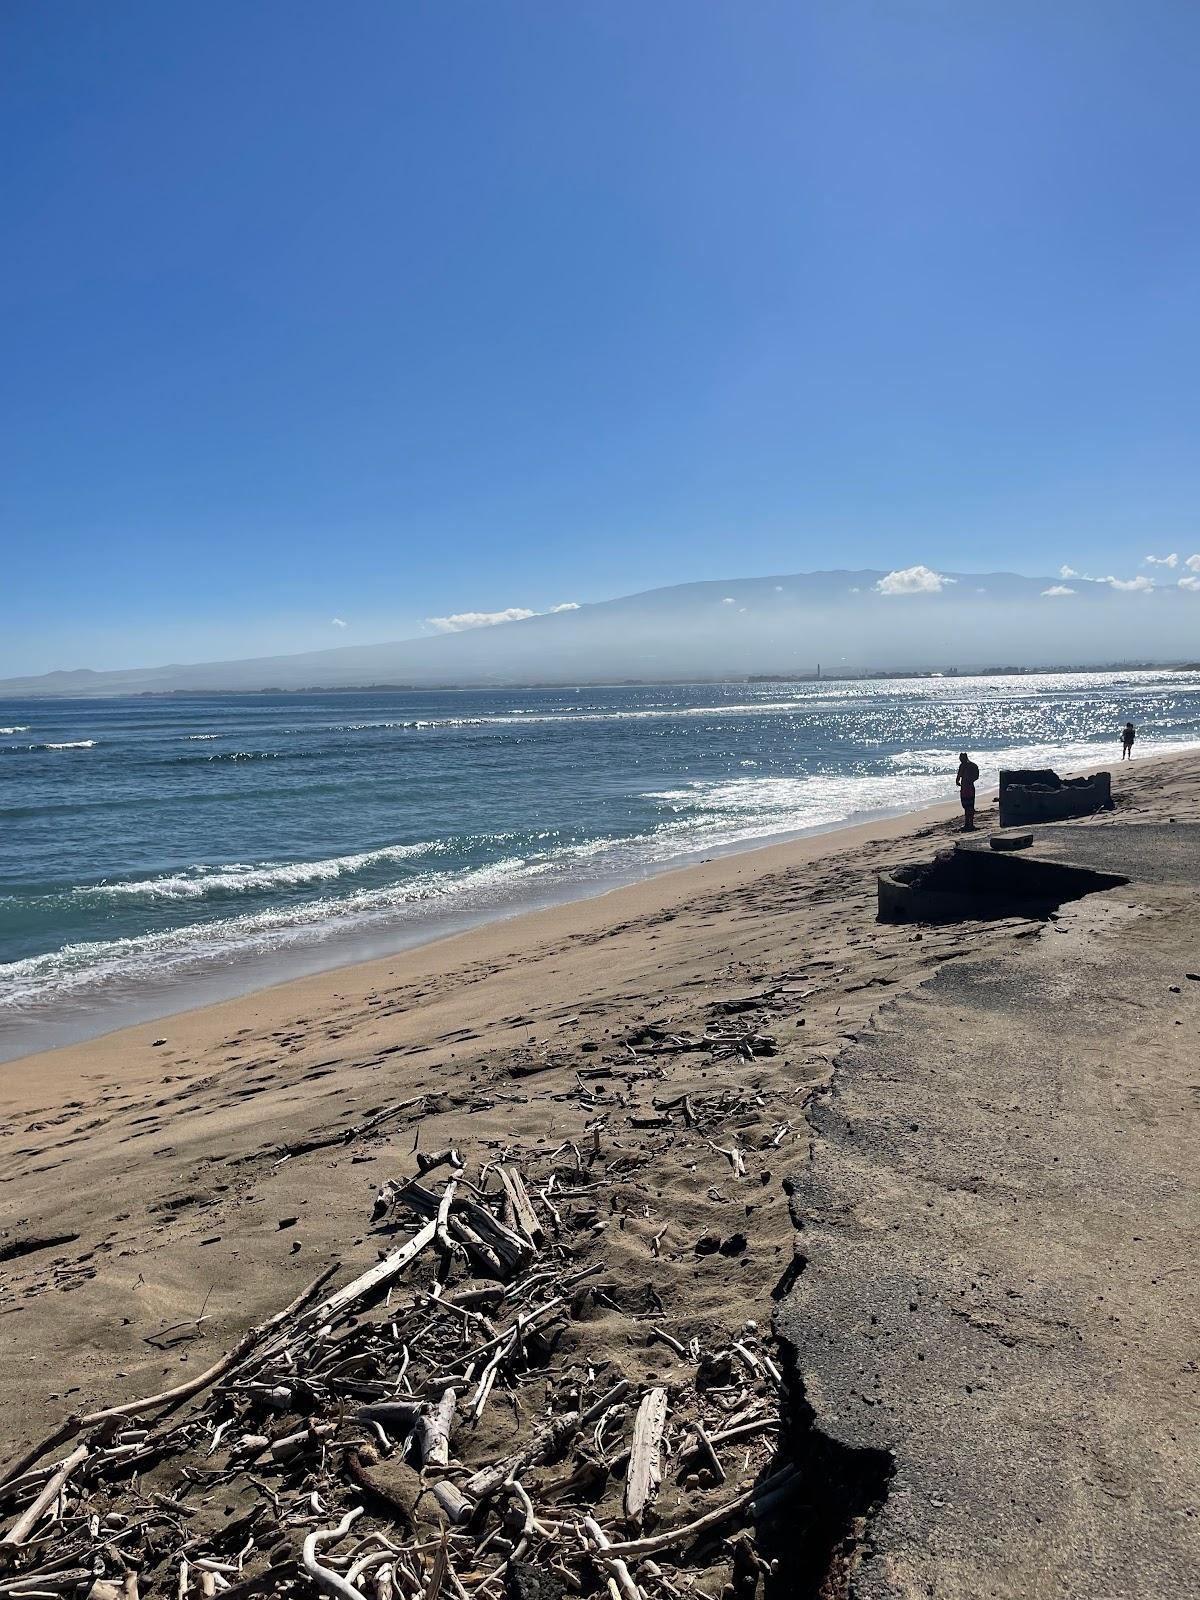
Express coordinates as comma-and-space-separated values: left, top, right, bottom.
0, 1124, 794, 1600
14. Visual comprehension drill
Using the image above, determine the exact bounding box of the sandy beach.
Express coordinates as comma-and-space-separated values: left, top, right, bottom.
2, 750, 1197, 1597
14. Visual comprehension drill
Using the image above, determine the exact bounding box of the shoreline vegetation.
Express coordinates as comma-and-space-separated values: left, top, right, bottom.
1, 750, 1198, 1592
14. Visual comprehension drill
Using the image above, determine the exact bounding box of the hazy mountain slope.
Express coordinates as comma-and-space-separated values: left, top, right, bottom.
2, 571, 1193, 695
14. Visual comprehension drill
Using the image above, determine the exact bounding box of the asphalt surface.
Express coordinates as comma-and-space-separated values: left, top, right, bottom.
777, 824, 1200, 1598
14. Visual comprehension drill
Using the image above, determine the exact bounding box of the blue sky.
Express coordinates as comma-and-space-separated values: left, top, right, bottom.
3, 1, 1199, 673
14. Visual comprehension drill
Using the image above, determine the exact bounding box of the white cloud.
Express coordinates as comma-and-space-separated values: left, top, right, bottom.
1041, 585, 1076, 597
1179, 575, 1200, 592
875, 565, 955, 596
331, 617, 347, 628
1059, 565, 1079, 579
721, 596, 736, 605
1144, 553, 1178, 568
1100, 574, 1154, 593
425, 601, 582, 633
773, 585, 784, 592
426, 607, 538, 633
1186, 554, 1200, 572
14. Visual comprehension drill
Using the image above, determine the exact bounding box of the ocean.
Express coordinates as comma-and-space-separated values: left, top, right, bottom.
3, 669, 1199, 1059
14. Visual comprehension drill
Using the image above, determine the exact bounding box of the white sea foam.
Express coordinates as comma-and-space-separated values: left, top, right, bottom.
648, 771, 950, 846
176, 749, 294, 763
0, 853, 547, 1010
70, 839, 453, 902
186, 733, 220, 740
331, 718, 490, 732
892, 735, 1200, 777
317, 705, 809, 736
0, 726, 31, 734
5, 739, 98, 752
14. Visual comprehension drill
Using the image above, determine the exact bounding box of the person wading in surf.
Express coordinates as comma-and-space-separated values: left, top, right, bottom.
1121, 722, 1136, 760
956, 752, 979, 831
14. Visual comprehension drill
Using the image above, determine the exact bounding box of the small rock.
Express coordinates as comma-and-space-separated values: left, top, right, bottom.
277, 1217, 299, 1230
694, 1232, 721, 1256
151, 1038, 167, 1047
507, 1561, 567, 1600
697, 1350, 735, 1388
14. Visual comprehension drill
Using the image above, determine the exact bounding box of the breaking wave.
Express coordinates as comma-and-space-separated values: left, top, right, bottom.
892, 735, 1200, 776
5, 739, 97, 752
0, 856, 536, 1009
63, 840, 447, 903
168, 749, 314, 765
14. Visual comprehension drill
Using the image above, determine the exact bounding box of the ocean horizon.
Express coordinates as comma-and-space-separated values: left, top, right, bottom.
3, 667, 1199, 1060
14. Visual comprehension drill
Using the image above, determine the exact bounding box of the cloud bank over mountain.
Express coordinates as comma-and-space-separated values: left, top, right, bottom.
2, 569, 1197, 697
426, 602, 580, 633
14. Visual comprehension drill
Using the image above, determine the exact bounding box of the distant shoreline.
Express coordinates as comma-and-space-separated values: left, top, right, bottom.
3, 661, 1197, 701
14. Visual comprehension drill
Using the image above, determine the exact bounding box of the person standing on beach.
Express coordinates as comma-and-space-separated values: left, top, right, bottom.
1121, 722, 1136, 759
956, 752, 979, 831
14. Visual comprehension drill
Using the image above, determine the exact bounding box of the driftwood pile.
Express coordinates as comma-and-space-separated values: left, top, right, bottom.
0, 1063, 796, 1600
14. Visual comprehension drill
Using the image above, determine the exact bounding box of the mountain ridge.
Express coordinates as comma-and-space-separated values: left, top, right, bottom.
3, 569, 1195, 696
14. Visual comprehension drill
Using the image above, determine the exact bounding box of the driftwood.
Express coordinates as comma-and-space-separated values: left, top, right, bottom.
279, 1096, 427, 1163
0, 1444, 88, 1547
301, 1506, 367, 1600
624, 1387, 668, 1527
360, 1388, 457, 1465
599, 1465, 799, 1559
0, 1265, 337, 1491
0, 1094, 793, 1600
464, 1378, 631, 1504
496, 1165, 543, 1246
415, 1148, 462, 1175
681, 1422, 725, 1483
0, 1571, 96, 1596
308, 1223, 436, 1325
429, 1481, 471, 1525
412, 1389, 456, 1469
398, 1184, 529, 1277
582, 1514, 641, 1600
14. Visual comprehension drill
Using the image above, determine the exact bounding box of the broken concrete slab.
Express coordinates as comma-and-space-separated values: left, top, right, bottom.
999, 767, 1113, 827
877, 841, 1125, 923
